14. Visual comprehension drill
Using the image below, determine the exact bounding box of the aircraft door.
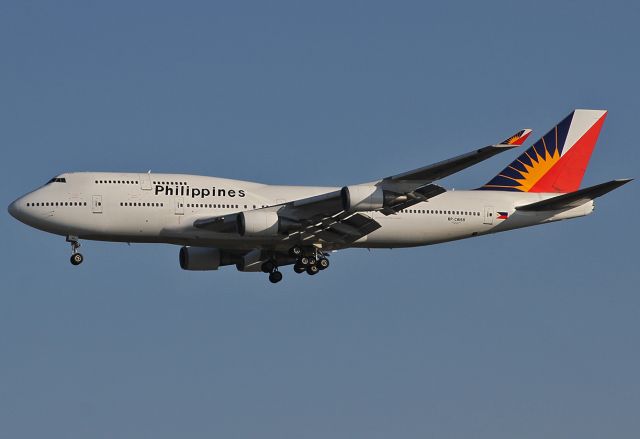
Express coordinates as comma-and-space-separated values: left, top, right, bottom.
483, 206, 494, 225
139, 173, 152, 190
174, 197, 184, 215
92, 195, 103, 213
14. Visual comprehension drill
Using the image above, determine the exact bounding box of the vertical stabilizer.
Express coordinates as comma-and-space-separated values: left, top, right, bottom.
481, 109, 607, 193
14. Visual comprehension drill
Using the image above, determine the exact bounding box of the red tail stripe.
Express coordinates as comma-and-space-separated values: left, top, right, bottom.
530, 112, 607, 193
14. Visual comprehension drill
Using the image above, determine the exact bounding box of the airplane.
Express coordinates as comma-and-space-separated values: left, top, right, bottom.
8, 109, 632, 283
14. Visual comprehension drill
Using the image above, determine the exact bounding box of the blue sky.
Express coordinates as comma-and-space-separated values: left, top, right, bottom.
1, 1, 639, 438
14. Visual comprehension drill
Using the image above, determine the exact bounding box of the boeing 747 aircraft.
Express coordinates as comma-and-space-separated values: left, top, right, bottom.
8, 109, 631, 283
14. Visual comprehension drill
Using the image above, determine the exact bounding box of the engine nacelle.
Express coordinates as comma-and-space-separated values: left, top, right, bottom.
179, 246, 221, 271
237, 210, 283, 236
341, 185, 385, 212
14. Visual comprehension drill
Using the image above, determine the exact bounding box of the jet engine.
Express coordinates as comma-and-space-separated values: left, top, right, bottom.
237, 210, 280, 236
237, 211, 301, 237
179, 246, 221, 270
341, 185, 403, 212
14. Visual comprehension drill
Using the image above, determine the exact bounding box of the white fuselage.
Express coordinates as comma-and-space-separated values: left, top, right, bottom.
9, 172, 594, 251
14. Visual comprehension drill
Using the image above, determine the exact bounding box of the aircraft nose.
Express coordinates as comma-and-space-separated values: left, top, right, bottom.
8, 197, 25, 221
8, 199, 18, 218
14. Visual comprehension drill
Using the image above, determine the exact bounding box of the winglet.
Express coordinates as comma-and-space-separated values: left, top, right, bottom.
499, 128, 532, 146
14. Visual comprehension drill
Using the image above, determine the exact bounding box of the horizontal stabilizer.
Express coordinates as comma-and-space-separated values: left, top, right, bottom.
515, 179, 632, 212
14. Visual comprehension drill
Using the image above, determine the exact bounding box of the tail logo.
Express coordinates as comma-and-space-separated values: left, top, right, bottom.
503, 129, 563, 192
481, 110, 607, 193
501, 129, 532, 146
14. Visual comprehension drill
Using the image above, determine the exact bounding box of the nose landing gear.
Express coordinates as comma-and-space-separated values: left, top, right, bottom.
70, 252, 84, 265
66, 236, 83, 266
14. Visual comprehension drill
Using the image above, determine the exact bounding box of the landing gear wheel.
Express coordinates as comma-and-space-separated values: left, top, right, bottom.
293, 264, 306, 274
269, 271, 283, 283
261, 261, 276, 273
318, 258, 330, 270
289, 246, 303, 257
67, 236, 83, 266
306, 264, 319, 275
70, 253, 84, 266
299, 256, 309, 266
307, 256, 317, 266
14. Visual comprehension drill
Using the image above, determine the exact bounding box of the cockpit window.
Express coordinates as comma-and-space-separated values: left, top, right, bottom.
47, 177, 67, 183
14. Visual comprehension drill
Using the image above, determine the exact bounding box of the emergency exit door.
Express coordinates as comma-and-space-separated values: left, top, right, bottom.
92, 195, 103, 213
174, 197, 184, 215
483, 206, 493, 225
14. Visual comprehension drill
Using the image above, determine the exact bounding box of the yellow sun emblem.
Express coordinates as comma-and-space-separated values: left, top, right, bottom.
499, 138, 561, 192
505, 134, 520, 144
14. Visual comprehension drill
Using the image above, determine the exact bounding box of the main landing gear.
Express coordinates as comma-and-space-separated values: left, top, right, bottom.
290, 246, 330, 277
67, 236, 84, 266
261, 260, 283, 284
262, 246, 331, 283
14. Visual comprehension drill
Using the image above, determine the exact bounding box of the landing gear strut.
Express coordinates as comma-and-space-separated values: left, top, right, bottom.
66, 236, 83, 266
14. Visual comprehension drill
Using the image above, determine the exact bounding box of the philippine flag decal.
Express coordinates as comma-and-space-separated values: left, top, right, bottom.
497, 211, 509, 220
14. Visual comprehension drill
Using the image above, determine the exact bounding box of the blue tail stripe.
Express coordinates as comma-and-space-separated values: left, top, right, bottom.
480, 111, 575, 191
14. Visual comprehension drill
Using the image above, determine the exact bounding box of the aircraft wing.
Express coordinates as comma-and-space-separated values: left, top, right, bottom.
194, 128, 530, 246
194, 193, 383, 245
383, 128, 531, 183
